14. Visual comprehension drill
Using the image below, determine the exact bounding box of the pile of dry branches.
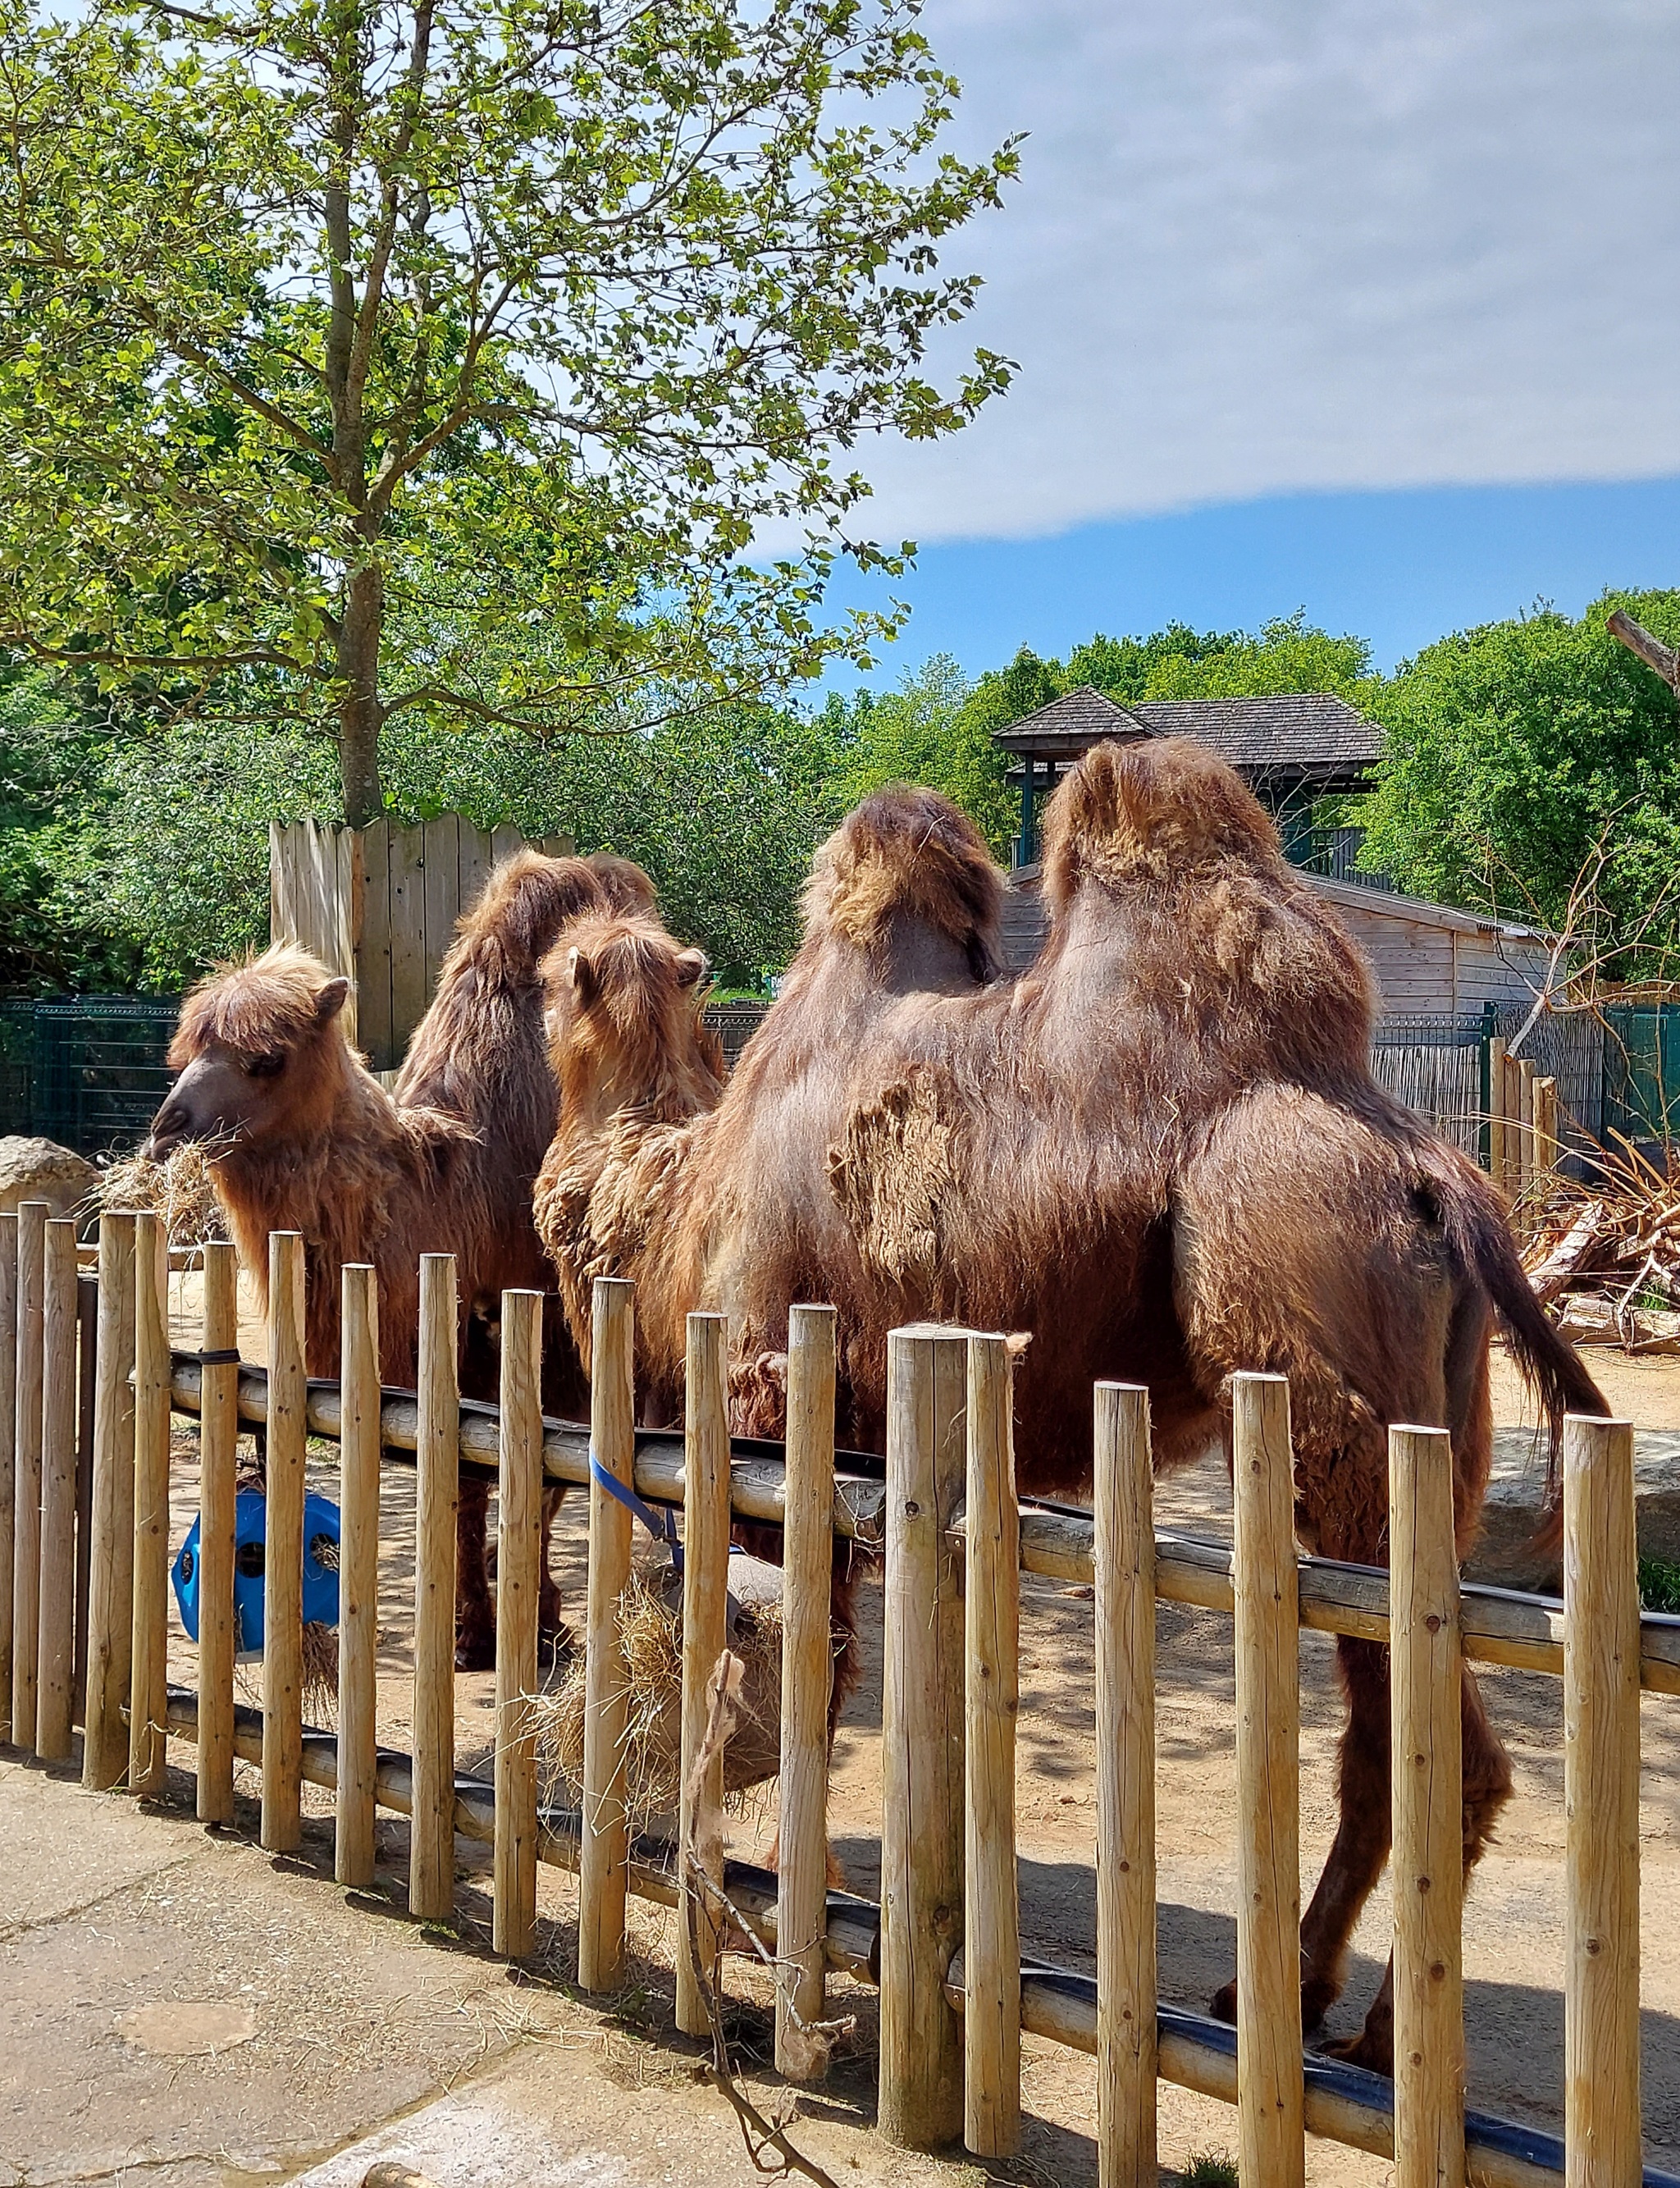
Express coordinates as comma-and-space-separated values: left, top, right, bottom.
1521, 1135, 1680, 1353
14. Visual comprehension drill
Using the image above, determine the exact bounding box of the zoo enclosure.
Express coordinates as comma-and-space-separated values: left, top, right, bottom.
1, 1206, 1673, 2186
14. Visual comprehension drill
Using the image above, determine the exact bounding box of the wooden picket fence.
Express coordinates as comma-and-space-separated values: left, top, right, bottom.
2, 1202, 1674, 2188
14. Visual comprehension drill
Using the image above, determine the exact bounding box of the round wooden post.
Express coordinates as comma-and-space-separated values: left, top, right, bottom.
261, 1230, 308, 1852
72, 1267, 98, 1729
410, 1251, 459, 1921
11, 1199, 46, 1749
1564, 1414, 1641, 2188
1518, 1057, 1538, 1199
964, 1332, 1021, 2158
493, 1286, 543, 1959
1231, 1372, 1303, 2188
579, 1275, 635, 1994
1390, 1423, 1465, 2188
129, 1212, 171, 1793
879, 1323, 968, 2153
678, 1311, 733, 2038
336, 1263, 381, 1885
1536, 1076, 1560, 1181
776, 1303, 837, 2080
0, 1211, 15, 1745
1095, 1382, 1157, 2188
83, 1211, 138, 1791
1487, 1036, 1509, 1194
35, 1219, 80, 1761
196, 1241, 240, 1825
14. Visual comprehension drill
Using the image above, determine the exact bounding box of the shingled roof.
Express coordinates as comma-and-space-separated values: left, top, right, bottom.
993, 684, 1383, 780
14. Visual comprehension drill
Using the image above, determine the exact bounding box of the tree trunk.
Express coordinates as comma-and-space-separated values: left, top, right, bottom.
337, 559, 386, 828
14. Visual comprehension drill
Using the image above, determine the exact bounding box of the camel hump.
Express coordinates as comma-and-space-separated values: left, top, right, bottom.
828, 1065, 961, 1293
453, 848, 641, 973
1040, 735, 1284, 906
806, 785, 1003, 974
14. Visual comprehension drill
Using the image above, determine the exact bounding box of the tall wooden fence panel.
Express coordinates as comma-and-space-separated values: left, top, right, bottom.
271, 818, 573, 1071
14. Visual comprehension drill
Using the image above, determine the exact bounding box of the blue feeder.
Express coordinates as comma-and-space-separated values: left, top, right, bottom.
173, 1491, 340, 1658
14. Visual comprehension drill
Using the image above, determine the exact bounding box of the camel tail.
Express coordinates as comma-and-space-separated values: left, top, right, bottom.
1422, 1144, 1607, 1535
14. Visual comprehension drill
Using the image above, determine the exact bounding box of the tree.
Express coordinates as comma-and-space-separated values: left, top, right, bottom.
821, 652, 1014, 849
1355, 593, 1680, 949
0, 0, 1017, 823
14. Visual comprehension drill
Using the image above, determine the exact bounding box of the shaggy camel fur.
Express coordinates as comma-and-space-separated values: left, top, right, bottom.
146, 849, 653, 1666
533, 745, 1604, 2072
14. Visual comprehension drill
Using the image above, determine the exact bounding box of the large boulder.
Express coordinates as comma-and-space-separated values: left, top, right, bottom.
0, 1135, 98, 1222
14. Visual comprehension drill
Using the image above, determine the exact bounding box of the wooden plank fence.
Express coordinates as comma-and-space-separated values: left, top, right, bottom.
271, 818, 573, 1069
3, 1213, 1675, 2187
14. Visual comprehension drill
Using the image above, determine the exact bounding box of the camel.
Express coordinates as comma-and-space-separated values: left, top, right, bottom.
145, 848, 655, 1667
533, 742, 1605, 2072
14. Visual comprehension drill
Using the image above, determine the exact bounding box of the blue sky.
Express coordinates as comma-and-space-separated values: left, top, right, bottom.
808, 0, 1680, 688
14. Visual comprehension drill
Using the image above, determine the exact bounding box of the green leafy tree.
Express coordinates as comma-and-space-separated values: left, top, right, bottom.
1356, 593, 1680, 944
0, 0, 1017, 824
1130, 612, 1371, 702
820, 652, 1015, 850
1063, 622, 1236, 701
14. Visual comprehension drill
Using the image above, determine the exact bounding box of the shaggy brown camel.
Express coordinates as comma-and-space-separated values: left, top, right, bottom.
534, 744, 1605, 2072
145, 849, 654, 1667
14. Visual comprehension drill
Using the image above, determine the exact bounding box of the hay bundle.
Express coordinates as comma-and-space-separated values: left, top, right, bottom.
531, 1558, 786, 1828
93, 1143, 229, 1245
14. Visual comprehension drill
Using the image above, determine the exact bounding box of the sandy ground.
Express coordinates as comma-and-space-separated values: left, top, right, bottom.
36, 1272, 1666, 2185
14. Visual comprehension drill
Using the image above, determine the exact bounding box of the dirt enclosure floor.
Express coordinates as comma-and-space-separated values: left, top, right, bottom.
5, 1294, 1680, 2187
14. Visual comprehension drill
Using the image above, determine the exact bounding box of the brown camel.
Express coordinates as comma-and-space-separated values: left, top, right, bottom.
533, 742, 1605, 2072
146, 848, 655, 1666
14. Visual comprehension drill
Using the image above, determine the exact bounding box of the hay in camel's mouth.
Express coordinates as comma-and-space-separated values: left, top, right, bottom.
92, 1142, 230, 1245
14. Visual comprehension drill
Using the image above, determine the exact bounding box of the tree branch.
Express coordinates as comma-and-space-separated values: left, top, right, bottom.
1608, 607, 1680, 693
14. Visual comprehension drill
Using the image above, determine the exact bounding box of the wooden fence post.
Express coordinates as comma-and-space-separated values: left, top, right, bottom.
1095, 1382, 1157, 2188
1536, 1076, 1560, 1181
336, 1262, 381, 1885
129, 1212, 171, 1793
0, 1210, 14, 1745
72, 1268, 97, 1729
1232, 1372, 1304, 2188
1518, 1057, 1537, 1200
579, 1276, 635, 1993
11, 1199, 46, 1747
776, 1302, 837, 2080
1488, 1036, 1509, 1194
879, 1323, 968, 2152
35, 1219, 80, 1761
410, 1251, 459, 1921
261, 1230, 307, 1852
1564, 1414, 1641, 2188
678, 1311, 732, 2038
493, 1286, 543, 1959
83, 1211, 137, 1791
196, 1241, 240, 1825
964, 1332, 1020, 2158
1390, 1424, 1465, 2188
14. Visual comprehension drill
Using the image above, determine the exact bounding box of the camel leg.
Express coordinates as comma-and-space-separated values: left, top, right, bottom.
1211, 1633, 1392, 2035
454, 1473, 495, 1671
1321, 1657, 1513, 2073
536, 1484, 574, 1659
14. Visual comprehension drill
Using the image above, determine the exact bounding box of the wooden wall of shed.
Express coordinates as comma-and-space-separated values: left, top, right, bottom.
1329, 897, 1549, 1017
271, 817, 573, 1071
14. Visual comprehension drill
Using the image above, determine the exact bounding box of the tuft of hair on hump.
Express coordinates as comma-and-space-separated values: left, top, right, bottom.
587, 852, 658, 918
1041, 737, 1283, 911
457, 850, 629, 973
803, 784, 1004, 975
168, 943, 345, 1068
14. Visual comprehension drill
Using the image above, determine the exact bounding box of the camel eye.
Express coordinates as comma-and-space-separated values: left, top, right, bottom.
246, 1052, 285, 1080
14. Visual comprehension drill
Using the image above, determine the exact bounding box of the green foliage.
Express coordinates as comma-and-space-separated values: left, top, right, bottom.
819, 655, 1016, 852
1355, 592, 1680, 943
1179, 2152, 1240, 2188
0, 0, 1018, 815
1639, 1557, 1680, 1616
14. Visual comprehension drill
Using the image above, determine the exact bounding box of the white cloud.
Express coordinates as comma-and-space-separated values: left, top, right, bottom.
847, 0, 1680, 541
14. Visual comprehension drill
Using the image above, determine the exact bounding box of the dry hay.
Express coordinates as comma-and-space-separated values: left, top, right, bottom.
1521, 1133, 1680, 1352
92, 1142, 229, 1246
530, 1561, 786, 1829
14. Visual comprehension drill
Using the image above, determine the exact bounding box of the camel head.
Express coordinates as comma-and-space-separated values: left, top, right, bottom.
540, 912, 725, 1133
1040, 736, 1282, 912
145, 945, 354, 1162
797, 785, 1004, 990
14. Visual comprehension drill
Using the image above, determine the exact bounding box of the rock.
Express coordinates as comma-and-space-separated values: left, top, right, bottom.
0, 1135, 98, 1221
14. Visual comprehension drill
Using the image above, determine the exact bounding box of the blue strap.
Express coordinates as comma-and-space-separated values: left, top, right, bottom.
590, 1446, 684, 1572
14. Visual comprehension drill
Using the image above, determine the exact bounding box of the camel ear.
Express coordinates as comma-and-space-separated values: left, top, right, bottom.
315, 976, 350, 1025
568, 946, 599, 1006
674, 948, 710, 990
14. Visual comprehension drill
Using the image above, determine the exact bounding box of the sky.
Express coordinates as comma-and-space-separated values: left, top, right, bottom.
815, 0, 1680, 683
